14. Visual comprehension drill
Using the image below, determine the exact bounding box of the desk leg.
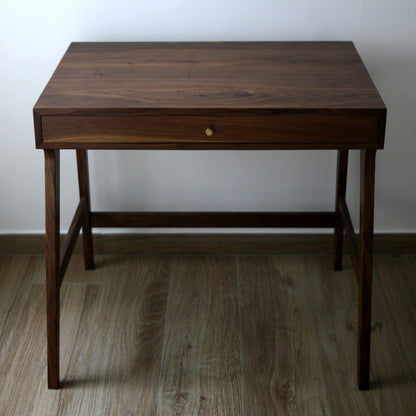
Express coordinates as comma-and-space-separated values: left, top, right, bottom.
76, 150, 95, 269
44, 149, 60, 389
333, 150, 349, 270
358, 149, 376, 390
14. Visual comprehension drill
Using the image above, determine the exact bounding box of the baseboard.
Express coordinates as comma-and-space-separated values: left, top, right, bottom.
1, 233, 415, 255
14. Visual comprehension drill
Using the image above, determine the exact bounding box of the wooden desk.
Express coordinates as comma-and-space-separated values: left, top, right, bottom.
33, 42, 386, 390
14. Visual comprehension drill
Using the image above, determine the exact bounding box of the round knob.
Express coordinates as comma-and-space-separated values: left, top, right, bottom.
205, 127, 213, 137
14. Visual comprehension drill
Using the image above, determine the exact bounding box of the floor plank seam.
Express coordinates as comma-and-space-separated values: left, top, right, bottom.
0, 257, 39, 373
2, 254, 414, 414
374, 276, 416, 407
155, 257, 173, 416
68, 265, 106, 416
61, 282, 100, 286
236, 255, 246, 416
302, 256, 333, 416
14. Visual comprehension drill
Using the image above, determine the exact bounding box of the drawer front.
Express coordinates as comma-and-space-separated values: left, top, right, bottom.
40, 114, 380, 149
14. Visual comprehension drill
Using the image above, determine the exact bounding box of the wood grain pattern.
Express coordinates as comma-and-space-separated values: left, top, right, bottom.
0, 254, 416, 414
159, 256, 242, 416
305, 256, 416, 415
33, 254, 103, 284
34, 42, 385, 113
71, 256, 170, 416
374, 255, 416, 393
41, 113, 379, 149
239, 255, 330, 415
34, 43, 386, 388
0, 283, 99, 416
33, 42, 386, 150
0, 256, 39, 368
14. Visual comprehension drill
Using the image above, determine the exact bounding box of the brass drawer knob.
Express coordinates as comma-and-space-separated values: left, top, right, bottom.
205, 127, 213, 137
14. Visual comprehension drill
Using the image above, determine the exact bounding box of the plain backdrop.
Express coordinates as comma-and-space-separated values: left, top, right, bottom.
0, 0, 415, 234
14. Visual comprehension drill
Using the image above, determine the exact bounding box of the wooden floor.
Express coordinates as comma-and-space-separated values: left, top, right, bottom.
0, 253, 415, 415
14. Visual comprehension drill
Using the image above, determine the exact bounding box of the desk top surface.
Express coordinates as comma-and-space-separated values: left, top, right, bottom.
34, 42, 386, 116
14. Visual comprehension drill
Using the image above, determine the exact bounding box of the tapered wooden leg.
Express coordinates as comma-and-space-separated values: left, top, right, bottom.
333, 150, 349, 270
357, 149, 376, 390
45, 149, 60, 389
76, 149, 95, 269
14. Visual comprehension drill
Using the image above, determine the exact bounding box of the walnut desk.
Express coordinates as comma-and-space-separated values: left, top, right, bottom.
33, 42, 386, 390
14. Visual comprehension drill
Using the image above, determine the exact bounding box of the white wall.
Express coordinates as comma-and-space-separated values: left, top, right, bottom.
1, 0, 415, 233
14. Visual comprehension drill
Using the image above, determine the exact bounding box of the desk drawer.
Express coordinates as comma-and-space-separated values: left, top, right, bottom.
40, 114, 380, 149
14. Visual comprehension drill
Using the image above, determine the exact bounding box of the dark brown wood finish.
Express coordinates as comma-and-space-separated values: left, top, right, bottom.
34, 42, 386, 150
358, 149, 377, 390
59, 197, 87, 285
40, 113, 379, 149
91, 211, 336, 228
34, 42, 386, 390
333, 150, 349, 270
76, 150, 94, 269
34, 42, 385, 112
340, 198, 360, 278
44, 149, 60, 389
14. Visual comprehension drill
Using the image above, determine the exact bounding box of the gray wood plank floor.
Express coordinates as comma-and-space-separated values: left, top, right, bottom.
0, 254, 415, 415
